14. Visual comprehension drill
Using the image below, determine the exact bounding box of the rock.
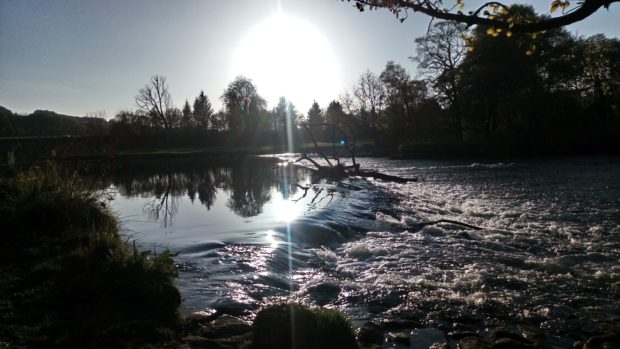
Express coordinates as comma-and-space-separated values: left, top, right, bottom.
410, 327, 446, 349
458, 335, 491, 349
357, 321, 385, 345
305, 282, 341, 306
211, 299, 256, 317
491, 328, 535, 346
187, 309, 218, 325
519, 326, 547, 347
210, 333, 253, 349
382, 319, 422, 331
449, 331, 483, 340
492, 337, 537, 349
182, 335, 218, 348
200, 314, 251, 339
386, 331, 411, 346
583, 333, 620, 349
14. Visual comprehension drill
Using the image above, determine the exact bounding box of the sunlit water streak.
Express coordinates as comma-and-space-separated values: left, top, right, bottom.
104, 156, 620, 346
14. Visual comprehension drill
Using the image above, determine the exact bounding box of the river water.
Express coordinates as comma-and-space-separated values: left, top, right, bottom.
102, 156, 619, 346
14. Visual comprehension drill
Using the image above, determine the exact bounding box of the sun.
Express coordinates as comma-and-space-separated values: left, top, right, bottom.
230, 12, 342, 111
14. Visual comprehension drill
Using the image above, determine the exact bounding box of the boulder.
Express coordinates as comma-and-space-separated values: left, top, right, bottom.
357, 321, 384, 345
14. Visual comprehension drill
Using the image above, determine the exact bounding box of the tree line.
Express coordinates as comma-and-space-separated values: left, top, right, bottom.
2, 5, 618, 157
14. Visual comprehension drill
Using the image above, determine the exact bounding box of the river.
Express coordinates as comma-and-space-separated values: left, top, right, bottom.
100, 156, 620, 347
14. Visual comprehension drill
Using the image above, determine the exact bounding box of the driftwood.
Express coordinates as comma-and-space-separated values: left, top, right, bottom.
294, 155, 418, 183
353, 169, 418, 183
295, 123, 417, 183
412, 219, 483, 230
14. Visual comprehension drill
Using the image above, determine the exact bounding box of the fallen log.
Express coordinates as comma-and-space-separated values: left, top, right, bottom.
296, 124, 418, 183
353, 169, 418, 183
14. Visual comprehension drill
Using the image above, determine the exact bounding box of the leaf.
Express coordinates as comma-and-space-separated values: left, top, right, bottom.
550, 0, 560, 13
506, 31, 513, 37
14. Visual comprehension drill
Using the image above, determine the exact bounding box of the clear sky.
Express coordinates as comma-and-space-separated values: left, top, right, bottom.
1, 0, 619, 117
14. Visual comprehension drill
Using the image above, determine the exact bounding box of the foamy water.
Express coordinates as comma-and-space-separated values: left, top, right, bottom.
109, 156, 620, 346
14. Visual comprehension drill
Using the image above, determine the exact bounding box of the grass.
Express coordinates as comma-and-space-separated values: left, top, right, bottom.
249, 303, 358, 349
0, 163, 182, 348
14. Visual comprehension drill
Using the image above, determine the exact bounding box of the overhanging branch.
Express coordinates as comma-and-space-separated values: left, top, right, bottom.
351, 0, 618, 32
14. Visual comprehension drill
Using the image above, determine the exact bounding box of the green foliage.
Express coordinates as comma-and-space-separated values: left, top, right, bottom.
0, 163, 182, 348
250, 303, 358, 349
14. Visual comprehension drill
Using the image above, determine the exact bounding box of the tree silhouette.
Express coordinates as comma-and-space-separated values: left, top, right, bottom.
353, 70, 384, 134
135, 75, 174, 130
181, 100, 193, 128
221, 76, 266, 132
193, 90, 213, 130
307, 101, 324, 126
413, 21, 468, 140
346, 0, 618, 33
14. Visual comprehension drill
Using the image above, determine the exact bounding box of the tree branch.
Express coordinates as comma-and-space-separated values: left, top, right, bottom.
352, 0, 618, 32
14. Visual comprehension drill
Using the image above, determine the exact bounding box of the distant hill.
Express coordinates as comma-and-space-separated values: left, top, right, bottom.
0, 106, 108, 137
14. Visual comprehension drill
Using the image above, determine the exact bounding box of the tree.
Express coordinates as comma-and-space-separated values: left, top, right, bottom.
324, 100, 348, 127
346, 0, 618, 33
457, 6, 545, 141
135, 75, 174, 130
221, 76, 266, 132
193, 90, 213, 130
413, 21, 467, 107
353, 70, 384, 133
413, 21, 468, 139
307, 101, 324, 126
273, 97, 289, 132
181, 100, 193, 128
379, 62, 431, 145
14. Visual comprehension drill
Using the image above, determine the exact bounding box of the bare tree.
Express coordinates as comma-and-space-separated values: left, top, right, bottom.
413, 21, 467, 108
135, 75, 174, 130
354, 70, 384, 132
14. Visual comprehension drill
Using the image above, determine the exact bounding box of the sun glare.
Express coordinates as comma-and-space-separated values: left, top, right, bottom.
274, 199, 302, 223
230, 12, 342, 111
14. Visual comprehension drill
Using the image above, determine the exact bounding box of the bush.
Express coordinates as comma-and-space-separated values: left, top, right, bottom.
250, 303, 358, 349
0, 163, 181, 348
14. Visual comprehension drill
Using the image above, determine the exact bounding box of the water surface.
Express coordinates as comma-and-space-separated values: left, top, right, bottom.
102, 156, 620, 346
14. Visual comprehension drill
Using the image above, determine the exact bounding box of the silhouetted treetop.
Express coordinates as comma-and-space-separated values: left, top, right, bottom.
345, 0, 618, 32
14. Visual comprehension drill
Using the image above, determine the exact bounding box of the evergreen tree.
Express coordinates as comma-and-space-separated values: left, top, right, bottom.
193, 90, 213, 130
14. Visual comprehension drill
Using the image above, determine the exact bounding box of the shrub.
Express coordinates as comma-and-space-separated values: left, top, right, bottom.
0, 163, 181, 348
250, 303, 358, 349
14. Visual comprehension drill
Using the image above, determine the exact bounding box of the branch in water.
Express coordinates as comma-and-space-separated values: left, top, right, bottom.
413, 219, 483, 230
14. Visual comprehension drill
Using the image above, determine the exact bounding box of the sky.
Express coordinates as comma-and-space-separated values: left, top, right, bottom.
1, 0, 619, 118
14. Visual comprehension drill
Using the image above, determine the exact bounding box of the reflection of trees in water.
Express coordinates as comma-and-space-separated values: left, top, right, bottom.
273, 164, 306, 200
144, 176, 179, 227
111, 169, 220, 227
106, 160, 313, 224
226, 163, 272, 217
225, 161, 313, 217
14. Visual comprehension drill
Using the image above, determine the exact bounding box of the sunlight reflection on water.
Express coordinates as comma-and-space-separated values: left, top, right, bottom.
102, 156, 620, 346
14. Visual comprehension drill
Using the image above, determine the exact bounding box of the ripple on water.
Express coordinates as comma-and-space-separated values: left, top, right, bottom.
114, 156, 620, 345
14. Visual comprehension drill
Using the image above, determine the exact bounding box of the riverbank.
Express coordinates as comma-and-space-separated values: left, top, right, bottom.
0, 164, 182, 348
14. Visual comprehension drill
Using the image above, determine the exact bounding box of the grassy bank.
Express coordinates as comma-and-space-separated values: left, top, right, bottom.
0, 164, 182, 348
